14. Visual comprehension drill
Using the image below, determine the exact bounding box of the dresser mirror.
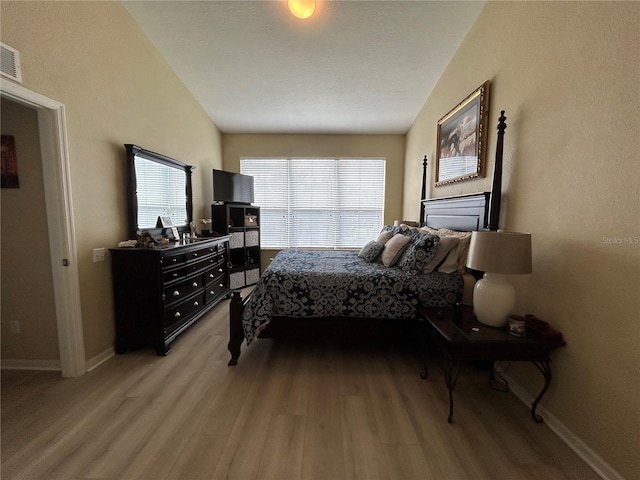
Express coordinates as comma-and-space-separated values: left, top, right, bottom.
125, 144, 194, 239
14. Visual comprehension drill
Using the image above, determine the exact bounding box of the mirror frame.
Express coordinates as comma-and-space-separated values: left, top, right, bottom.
125, 144, 194, 239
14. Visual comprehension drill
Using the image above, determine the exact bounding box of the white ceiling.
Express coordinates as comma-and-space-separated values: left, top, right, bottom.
124, 1, 485, 134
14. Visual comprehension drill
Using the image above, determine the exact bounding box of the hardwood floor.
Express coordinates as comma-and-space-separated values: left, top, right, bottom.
1, 299, 599, 480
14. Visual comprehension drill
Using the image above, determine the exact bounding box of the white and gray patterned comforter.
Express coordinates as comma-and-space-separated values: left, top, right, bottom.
241, 249, 463, 344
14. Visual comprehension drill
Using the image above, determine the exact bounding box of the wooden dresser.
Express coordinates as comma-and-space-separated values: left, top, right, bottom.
110, 235, 230, 355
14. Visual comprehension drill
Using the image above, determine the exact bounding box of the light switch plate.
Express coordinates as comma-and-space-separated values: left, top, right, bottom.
93, 248, 106, 263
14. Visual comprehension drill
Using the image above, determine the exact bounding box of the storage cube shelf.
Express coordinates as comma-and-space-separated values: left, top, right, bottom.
212, 202, 261, 289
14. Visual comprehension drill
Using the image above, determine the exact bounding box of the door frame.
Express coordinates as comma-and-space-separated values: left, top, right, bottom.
1, 80, 85, 377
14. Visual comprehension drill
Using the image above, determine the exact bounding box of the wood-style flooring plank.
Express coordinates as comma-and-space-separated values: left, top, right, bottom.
1, 298, 602, 480
300, 346, 347, 480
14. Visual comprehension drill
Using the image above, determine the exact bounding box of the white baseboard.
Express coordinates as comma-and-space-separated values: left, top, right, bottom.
85, 347, 114, 372
1, 358, 61, 371
503, 373, 626, 480
1, 347, 114, 374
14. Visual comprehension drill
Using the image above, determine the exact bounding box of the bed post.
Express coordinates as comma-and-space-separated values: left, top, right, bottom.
488, 111, 507, 231
420, 155, 428, 226
228, 290, 244, 365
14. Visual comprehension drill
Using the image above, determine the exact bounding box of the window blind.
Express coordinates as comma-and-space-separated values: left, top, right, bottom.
241, 158, 385, 248
135, 157, 187, 227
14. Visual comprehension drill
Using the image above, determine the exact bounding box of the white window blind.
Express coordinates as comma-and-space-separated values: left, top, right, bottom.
241, 158, 385, 249
135, 157, 188, 228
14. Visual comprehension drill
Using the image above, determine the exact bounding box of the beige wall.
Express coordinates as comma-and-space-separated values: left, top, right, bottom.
1, 99, 59, 362
0, 1, 223, 360
222, 133, 406, 266
404, 2, 639, 478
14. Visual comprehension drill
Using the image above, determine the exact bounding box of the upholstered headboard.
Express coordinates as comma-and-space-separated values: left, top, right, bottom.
421, 192, 490, 231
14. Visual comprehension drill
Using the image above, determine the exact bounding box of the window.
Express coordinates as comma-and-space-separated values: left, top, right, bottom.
241, 158, 385, 248
134, 156, 188, 228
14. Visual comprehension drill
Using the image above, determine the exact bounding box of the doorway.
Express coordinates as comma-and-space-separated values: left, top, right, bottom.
1, 81, 85, 377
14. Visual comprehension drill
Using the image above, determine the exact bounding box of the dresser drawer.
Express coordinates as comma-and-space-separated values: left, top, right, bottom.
163, 266, 187, 284
186, 246, 214, 261
165, 292, 206, 331
162, 253, 186, 268
187, 256, 217, 275
206, 279, 227, 304
205, 263, 226, 285
164, 275, 204, 305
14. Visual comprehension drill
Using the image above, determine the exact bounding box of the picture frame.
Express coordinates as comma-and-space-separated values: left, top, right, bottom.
156, 215, 174, 228
435, 80, 490, 186
1, 135, 20, 188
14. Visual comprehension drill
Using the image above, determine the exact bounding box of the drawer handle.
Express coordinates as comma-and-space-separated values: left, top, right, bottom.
218, 268, 223, 273
172, 273, 179, 278
209, 273, 214, 279
219, 283, 224, 288
192, 282, 199, 287
193, 253, 198, 257
173, 290, 180, 297
210, 290, 215, 295
172, 258, 178, 263
193, 301, 199, 306
174, 312, 181, 318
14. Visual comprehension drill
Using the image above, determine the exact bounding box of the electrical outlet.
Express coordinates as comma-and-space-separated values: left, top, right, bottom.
10, 320, 20, 334
93, 247, 106, 263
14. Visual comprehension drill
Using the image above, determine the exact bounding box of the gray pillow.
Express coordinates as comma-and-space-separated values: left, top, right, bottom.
358, 240, 385, 262
397, 230, 440, 274
381, 234, 412, 267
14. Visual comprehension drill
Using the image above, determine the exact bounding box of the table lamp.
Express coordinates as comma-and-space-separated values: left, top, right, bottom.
466, 231, 532, 327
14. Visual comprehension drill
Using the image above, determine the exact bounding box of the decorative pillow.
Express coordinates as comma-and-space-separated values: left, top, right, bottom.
435, 228, 472, 273
381, 224, 412, 236
420, 226, 439, 235
376, 230, 395, 245
358, 240, 385, 263
421, 235, 459, 274
380, 234, 412, 267
437, 248, 460, 274
397, 230, 440, 275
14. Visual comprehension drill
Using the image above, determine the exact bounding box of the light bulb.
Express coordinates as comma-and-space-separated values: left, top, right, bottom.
288, 0, 316, 19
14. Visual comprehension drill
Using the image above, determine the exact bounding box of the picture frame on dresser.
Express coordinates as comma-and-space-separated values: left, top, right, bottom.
435, 80, 490, 186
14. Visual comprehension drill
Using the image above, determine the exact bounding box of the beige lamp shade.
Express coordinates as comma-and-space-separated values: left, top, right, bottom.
466, 231, 532, 274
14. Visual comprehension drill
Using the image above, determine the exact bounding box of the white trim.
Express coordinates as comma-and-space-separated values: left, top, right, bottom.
504, 373, 626, 480
1, 359, 61, 372
1, 79, 86, 378
85, 347, 114, 372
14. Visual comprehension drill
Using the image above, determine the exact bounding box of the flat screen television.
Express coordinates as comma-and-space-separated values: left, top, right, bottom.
212, 169, 254, 204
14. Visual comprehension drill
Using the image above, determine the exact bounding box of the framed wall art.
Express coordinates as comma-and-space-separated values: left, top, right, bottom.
1, 135, 19, 188
435, 81, 490, 186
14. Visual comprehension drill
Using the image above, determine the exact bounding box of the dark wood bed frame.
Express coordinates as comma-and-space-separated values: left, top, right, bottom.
228, 111, 507, 365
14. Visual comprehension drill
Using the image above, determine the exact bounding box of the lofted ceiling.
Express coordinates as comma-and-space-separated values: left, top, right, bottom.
124, 1, 485, 134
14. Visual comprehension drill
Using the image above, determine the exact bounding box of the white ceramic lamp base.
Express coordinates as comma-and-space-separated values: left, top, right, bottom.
473, 273, 515, 327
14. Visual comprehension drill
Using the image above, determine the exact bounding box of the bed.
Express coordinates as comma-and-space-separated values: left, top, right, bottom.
228, 112, 508, 365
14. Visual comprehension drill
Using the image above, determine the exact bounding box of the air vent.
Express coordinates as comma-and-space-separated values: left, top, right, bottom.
1, 42, 22, 83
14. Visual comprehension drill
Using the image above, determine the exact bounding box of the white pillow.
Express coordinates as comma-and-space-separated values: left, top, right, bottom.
437, 248, 460, 274
422, 236, 459, 274
436, 228, 472, 273
380, 234, 411, 267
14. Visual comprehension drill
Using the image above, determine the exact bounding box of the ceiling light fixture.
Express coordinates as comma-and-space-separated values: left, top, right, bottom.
288, 0, 316, 19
